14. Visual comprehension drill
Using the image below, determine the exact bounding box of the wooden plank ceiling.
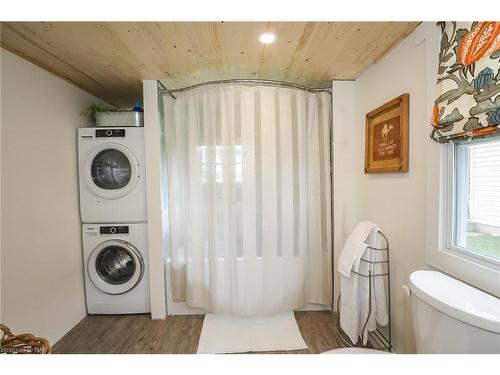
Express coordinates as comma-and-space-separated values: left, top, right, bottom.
1, 22, 419, 107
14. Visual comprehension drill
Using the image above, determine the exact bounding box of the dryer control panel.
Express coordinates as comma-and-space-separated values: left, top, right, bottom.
96, 129, 126, 138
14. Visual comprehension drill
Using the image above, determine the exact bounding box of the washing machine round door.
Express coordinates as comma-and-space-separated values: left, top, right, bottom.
84, 143, 140, 199
88, 240, 144, 295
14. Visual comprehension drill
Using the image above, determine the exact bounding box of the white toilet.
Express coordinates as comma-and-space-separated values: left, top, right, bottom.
409, 270, 500, 354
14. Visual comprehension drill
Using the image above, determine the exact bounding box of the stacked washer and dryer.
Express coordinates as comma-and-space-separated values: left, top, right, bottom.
78, 127, 150, 314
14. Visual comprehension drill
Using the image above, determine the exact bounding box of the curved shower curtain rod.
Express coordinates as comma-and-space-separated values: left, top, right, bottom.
158, 79, 332, 99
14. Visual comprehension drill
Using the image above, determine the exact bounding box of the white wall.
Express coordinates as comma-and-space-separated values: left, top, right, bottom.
143, 80, 167, 319
332, 22, 439, 353
0, 49, 106, 344
0, 46, 3, 325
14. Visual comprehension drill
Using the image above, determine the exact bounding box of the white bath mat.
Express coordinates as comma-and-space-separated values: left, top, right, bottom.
196, 311, 308, 354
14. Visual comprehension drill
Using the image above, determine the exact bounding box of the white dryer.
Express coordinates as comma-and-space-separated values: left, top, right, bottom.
82, 223, 150, 314
78, 127, 146, 223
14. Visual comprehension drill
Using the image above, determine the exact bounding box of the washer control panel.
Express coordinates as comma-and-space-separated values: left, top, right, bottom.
100, 226, 129, 235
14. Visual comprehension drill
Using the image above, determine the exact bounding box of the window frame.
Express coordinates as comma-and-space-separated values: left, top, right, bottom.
444, 138, 500, 268
425, 138, 500, 300
422, 23, 500, 298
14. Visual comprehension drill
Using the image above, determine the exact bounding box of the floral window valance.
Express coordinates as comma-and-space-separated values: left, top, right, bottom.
431, 22, 500, 143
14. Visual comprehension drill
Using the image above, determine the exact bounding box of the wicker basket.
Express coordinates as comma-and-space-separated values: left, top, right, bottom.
0, 324, 51, 354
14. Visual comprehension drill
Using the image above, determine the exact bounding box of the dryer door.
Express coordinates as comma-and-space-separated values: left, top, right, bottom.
88, 240, 145, 295
84, 143, 140, 199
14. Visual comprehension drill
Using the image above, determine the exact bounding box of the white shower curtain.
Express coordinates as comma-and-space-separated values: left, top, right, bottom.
164, 84, 331, 316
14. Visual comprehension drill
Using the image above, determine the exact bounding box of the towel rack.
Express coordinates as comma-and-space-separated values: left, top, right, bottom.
333, 231, 392, 352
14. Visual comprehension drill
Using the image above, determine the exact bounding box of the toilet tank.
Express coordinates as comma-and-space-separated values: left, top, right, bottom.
409, 270, 500, 354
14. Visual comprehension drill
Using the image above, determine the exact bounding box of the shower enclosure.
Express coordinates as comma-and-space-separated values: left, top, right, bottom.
157, 80, 333, 316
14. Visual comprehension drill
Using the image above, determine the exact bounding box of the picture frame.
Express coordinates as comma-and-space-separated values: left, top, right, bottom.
364, 93, 409, 173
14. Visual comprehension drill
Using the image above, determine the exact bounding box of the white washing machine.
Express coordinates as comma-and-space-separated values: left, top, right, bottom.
82, 223, 150, 314
78, 127, 146, 223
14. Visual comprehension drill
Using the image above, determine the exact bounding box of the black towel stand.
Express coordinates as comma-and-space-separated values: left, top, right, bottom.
333, 231, 392, 352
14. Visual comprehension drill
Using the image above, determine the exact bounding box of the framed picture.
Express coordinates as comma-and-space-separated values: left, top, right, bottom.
365, 93, 409, 173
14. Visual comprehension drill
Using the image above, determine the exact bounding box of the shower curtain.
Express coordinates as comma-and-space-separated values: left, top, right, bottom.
164, 84, 331, 316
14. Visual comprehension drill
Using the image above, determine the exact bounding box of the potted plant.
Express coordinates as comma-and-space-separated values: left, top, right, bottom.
81, 103, 113, 124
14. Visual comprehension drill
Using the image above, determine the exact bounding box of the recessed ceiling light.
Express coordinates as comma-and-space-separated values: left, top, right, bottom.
259, 32, 276, 44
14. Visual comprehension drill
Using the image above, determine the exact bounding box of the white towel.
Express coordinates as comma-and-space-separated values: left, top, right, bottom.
339, 222, 388, 345
338, 221, 379, 277
357, 232, 389, 345
340, 267, 361, 344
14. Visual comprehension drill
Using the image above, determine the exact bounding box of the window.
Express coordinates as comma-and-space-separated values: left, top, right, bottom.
199, 145, 243, 183
198, 145, 244, 252
448, 137, 500, 264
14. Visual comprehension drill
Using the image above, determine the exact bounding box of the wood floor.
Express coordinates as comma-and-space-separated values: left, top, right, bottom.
53, 311, 340, 354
